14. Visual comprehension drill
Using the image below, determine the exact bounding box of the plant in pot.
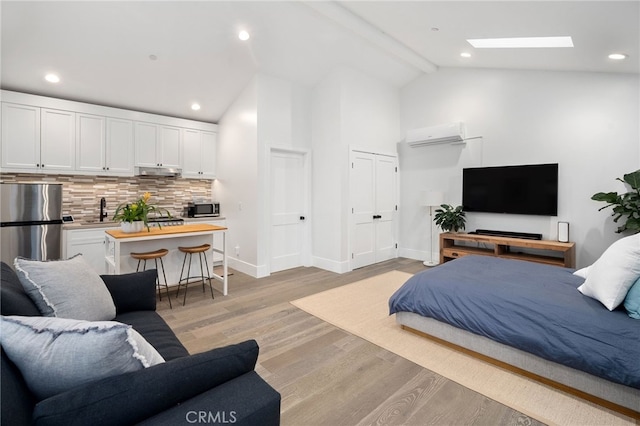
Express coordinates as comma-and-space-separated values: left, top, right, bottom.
112, 192, 171, 232
591, 169, 640, 234
434, 204, 466, 233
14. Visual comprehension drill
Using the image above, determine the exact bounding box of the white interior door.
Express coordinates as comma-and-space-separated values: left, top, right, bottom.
270, 149, 308, 273
374, 155, 397, 262
351, 152, 376, 269
350, 150, 397, 270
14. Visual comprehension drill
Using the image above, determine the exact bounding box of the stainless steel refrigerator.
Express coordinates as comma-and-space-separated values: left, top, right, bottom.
0, 182, 63, 266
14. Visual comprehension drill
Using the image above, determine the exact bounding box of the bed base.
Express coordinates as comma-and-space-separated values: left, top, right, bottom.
396, 311, 640, 420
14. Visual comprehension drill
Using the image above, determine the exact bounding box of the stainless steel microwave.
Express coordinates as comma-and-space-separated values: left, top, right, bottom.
186, 202, 220, 217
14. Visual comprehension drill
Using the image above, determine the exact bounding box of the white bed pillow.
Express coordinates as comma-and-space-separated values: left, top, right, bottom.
578, 234, 640, 310
572, 265, 591, 279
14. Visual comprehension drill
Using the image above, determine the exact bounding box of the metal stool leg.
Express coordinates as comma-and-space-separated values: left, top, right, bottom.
199, 252, 207, 293
157, 257, 172, 309
154, 258, 162, 300
183, 253, 193, 306
177, 251, 189, 298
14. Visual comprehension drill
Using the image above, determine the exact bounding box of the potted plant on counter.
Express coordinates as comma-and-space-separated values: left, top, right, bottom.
112, 192, 170, 232
434, 204, 466, 233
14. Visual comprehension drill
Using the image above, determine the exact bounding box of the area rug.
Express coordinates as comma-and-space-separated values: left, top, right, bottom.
291, 271, 635, 426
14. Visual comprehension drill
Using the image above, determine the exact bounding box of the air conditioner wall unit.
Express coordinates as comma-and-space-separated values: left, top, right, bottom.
406, 122, 465, 147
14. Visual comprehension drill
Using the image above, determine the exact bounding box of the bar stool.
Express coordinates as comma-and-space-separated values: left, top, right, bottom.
131, 248, 172, 309
176, 244, 214, 306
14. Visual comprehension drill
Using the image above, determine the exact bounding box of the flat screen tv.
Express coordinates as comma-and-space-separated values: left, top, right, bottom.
462, 163, 558, 216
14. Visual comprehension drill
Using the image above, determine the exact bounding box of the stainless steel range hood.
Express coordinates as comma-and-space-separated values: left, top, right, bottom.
135, 167, 182, 177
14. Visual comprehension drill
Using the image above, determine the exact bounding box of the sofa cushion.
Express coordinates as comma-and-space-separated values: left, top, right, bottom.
14, 255, 116, 321
0, 315, 165, 400
101, 269, 157, 313
137, 371, 281, 426
1, 348, 36, 426
1, 262, 41, 316
115, 311, 189, 361
33, 340, 261, 426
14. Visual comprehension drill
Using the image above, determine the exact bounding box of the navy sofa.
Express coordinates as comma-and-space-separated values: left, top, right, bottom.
0, 262, 281, 426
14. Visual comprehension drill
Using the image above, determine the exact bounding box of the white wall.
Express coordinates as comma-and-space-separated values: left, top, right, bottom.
399, 67, 640, 267
311, 67, 401, 272
217, 73, 312, 277
256, 74, 312, 276
216, 77, 259, 276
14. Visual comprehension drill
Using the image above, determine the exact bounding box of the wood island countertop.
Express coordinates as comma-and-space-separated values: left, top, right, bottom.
106, 223, 227, 239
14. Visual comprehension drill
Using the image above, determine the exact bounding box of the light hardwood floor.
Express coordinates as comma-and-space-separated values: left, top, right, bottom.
157, 258, 544, 426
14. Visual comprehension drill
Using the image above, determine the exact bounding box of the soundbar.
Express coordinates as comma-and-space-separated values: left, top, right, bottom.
470, 229, 543, 240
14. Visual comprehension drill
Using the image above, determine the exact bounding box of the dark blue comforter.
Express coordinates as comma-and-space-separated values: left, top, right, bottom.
389, 255, 640, 388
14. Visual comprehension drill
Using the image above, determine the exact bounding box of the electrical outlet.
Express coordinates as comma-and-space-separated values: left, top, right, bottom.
235, 246, 240, 256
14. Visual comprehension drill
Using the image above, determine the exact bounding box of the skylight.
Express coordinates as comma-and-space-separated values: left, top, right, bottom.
467, 36, 574, 49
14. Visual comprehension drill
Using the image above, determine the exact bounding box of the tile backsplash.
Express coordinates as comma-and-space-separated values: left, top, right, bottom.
1, 173, 213, 223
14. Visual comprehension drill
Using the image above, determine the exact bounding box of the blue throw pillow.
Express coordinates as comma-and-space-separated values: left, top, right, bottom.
0, 316, 164, 400
14, 255, 116, 321
624, 277, 640, 319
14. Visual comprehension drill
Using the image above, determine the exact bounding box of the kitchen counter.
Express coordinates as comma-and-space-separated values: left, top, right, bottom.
104, 223, 228, 295
105, 223, 226, 239
63, 216, 226, 230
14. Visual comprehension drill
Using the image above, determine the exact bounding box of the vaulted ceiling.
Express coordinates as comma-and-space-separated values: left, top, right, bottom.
2, 1, 637, 123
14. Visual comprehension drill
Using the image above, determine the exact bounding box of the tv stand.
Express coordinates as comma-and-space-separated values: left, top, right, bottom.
440, 232, 575, 268
472, 229, 542, 240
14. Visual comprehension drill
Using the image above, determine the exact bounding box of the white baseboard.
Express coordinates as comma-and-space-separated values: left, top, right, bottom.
312, 255, 350, 274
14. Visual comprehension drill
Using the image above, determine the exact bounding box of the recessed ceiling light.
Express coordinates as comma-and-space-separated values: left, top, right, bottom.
191, 103, 201, 111
45, 73, 60, 83
460, 52, 472, 58
238, 30, 250, 41
149, 54, 158, 61
608, 53, 627, 60
431, 27, 439, 32
467, 36, 573, 49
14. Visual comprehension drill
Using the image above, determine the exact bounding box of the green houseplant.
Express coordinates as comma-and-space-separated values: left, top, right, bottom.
112, 192, 171, 232
434, 204, 466, 232
591, 169, 640, 234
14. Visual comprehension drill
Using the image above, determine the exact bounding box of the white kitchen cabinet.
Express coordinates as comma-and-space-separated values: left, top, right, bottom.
2, 91, 217, 176
182, 129, 217, 178
76, 113, 106, 173
64, 227, 117, 274
40, 108, 76, 172
106, 118, 134, 175
134, 122, 181, 168
76, 116, 134, 176
1, 103, 40, 170
1, 104, 75, 173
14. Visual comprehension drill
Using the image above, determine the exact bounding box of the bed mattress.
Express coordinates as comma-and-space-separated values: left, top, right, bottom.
388, 255, 640, 388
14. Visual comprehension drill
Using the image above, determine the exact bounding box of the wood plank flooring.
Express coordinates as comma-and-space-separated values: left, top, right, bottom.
157, 258, 544, 426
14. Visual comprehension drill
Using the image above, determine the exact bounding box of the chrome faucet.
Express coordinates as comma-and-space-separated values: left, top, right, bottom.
100, 197, 108, 222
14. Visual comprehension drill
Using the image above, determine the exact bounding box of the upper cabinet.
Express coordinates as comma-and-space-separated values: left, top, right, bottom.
1, 103, 75, 173
182, 129, 217, 179
1, 103, 40, 170
76, 114, 134, 176
134, 123, 182, 168
1, 91, 217, 178
106, 118, 134, 175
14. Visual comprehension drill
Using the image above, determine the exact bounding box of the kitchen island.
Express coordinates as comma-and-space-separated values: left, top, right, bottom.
105, 223, 228, 296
